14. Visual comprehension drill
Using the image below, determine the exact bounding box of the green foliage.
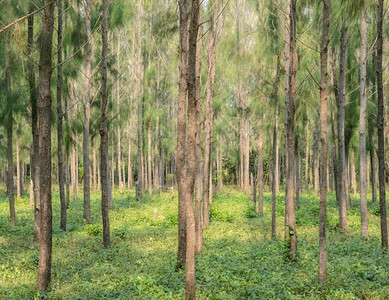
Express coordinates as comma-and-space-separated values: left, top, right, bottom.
1, 186, 389, 299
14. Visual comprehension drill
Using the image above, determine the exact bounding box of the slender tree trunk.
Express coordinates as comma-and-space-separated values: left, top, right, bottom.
351, 151, 357, 197
27, 10, 40, 231
313, 116, 320, 196
57, 0, 66, 230
359, 4, 368, 238
194, 25, 203, 255
295, 143, 300, 209
82, 0, 92, 223
36, 0, 55, 290
5, 45, 15, 227
305, 123, 309, 192
136, 0, 143, 201
71, 144, 77, 201
284, 0, 297, 258
376, 0, 388, 250
16, 126, 21, 198
177, 0, 188, 269
257, 116, 264, 215
370, 137, 377, 203
147, 117, 152, 196
117, 37, 124, 195
93, 140, 97, 193
100, 0, 110, 248
319, 0, 330, 283
203, 6, 217, 227
128, 120, 133, 189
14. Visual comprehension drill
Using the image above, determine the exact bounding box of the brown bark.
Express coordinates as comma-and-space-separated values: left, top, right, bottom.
305, 123, 309, 192
57, 0, 66, 231
376, 0, 388, 250
128, 120, 133, 189
203, 5, 217, 227
93, 139, 97, 193
5, 44, 15, 227
338, 24, 348, 231
100, 0, 110, 248
185, 0, 200, 296
284, 0, 297, 257
257, 116, 264, 215
359, 4, 368, 238
319, 0, 330, 283
36, 0, 55, 291
194, 25, 203, 255
313, 116, 319, 196
147, 114, 152, 196
177, 0, 188, 269
16, 126, 21, 198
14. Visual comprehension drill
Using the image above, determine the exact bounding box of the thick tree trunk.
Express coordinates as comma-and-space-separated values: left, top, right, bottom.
57, 0, 66, 230
257, 116, 264, 215
100, 0, 110, 248
177, 0, 188, 269
36, 0, 55, 291
359, 5, 368, 238
318, 0, 330, 283
284, 0, 297, 258
185, 0, 200, 298
376, 0, 388, 250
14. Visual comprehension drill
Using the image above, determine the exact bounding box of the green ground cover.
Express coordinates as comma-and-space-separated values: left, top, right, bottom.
1, 186, 388, 299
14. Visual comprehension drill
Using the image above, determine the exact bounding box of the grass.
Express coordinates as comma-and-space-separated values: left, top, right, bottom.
1, 185, 389, 299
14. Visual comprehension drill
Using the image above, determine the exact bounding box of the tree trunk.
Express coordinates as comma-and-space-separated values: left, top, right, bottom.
147, 116, 152, 196
370, 140, 377, 203
136, 0, 143, 201
359, 4, 368, 238
71, 144, 77, 201
128, 120, 133, 189
203, 8, 217, 228
295, 143, 300, 209
6, 45, 15, 227
36, 0, 55, 291
313, 116, 320, 196
257, 116, 264, 215
337, 24, 348, 231
117, 37, 124, 195
57, 0, 66, 230
376, 0, 388, 250
27, 8, 40, 238
93, 140, 97, 194
177, 0, 188, 269
100, 0, 110, 248
305, 123, 309, 192
185, 0, 200, 298
351, 151, 357, 197
194, 25, 203, 255
318, 0, 330, 283
16, 126, 21, 198
284, 0, 297, 258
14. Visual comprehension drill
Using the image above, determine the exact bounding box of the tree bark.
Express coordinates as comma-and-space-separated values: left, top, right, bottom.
100, 0, 110, 248
376, 0, 388, 250
313, 116, 320, 196
337, 24, 348, 231
359, 4, 368, 238
319, 0, 330, 283
128, 120, 133, 189
305, 122, 309, 192
194, 25, 203, 255
257, 116, 264, 215
5, 44, 15, 227
16, 126, 21, 198
284, 0, 297, 258
57, 0, 66, 230
177, 0, 188, 269
185, 0, 200, 298
203, 7, 217, 228
36, 0, 55, 291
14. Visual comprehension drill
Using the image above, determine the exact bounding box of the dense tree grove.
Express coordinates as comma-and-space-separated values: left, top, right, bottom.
0, 0, 389, 298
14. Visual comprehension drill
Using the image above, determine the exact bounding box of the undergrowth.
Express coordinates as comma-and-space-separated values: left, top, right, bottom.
0, 186, 388, 299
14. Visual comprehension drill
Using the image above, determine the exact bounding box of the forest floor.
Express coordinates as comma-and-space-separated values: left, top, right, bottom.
1, 186, 389, 299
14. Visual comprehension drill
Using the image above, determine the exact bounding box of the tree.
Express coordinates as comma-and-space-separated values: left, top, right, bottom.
36, 0, 55, 291
376, 0, 387, 250
57, 0, 66, 231
284, 0, 297, 258
359, 0, 368, 238
100, 0, 110, 248
177, 0, 188, 269
319, 0, 330, 283
83, 0, 92, 223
